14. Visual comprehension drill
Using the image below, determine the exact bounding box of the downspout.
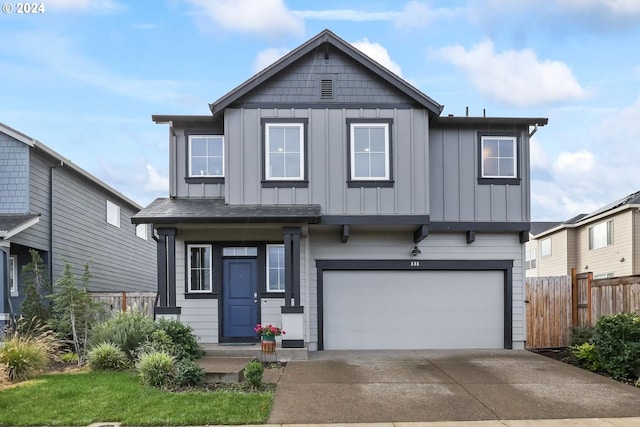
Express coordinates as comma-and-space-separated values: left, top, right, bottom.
49, 160, 64, 283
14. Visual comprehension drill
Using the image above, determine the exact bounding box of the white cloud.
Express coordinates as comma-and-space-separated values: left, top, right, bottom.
293, 9, 398, 21
145, 164, 169, 192
252, 48, 290, 74
351, 39, 403, 77
435, 40, 587, 107
393, 1, 465, 29
529, 138, 549, 170
45, 0, 123, 13
183, 0, 304, 38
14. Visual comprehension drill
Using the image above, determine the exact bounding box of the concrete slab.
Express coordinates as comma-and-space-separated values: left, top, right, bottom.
503, 419, 619, 427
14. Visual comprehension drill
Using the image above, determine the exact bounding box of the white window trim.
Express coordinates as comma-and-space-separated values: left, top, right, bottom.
265, 123, 305, 181
350, 123, 390, 181
589, 220, 613, 250
540, 238, 552, 258
135, 224, 148, 240
266, 244, 285, 293
481, 136, 517, 179
106, 200, 120, 227
9, 255, 18, 297
187, 244, 213, 293
188, 135, 225, 178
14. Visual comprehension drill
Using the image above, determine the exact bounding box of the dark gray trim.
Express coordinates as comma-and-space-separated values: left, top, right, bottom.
519, 231, 529, 244
209, 29, 443, 116
184, 293, 217, 299
281, 306, 304, 314
185, 177, 225, 185
156, 228, 176, 308
341, 225, 350, 243
347, 181, 394, 188
157, 232, 167, 307
261, 180, 309, 188
466, 230, 476, 244
282, 227, 302, 308
346, 118, 394, 185
413, 225, 428, 243
152, 115, 214, 124
432, 116, 548, 127
233, 102, 422, 110
281, 339, 305, 348
429, 222, 530, 233
316, 259, 513, 351
477, 132, 521, 185
155, 307, 182, 316
261, 118, 309, 186
321, 215, 430, 225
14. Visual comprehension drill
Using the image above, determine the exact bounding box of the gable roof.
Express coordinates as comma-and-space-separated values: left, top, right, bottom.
0, 122, 142, 210
209, 29, 443, 117
0, 214, 40, 239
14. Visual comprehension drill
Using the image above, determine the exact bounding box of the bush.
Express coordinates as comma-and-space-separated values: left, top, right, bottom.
568, 325, 595, 347
87, 342, 130, 371
60, 352, 79, 364
593, 312, 640, 379
153, 319, 204, 361
90, 310, 155, 360
569, 342, 601, 372
244, 360, 264, 389
136, 351, 175, 388
172, 359, 205, 387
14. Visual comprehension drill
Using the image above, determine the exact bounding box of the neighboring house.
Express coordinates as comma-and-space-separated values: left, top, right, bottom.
0, 123, 157, 323
133, 29, 547, 351
527, 191, 640, 278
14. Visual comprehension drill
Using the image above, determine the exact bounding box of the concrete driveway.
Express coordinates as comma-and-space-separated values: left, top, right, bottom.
268, 350, 640, 424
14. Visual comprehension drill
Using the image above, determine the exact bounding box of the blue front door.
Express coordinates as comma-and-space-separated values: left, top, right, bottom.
222, 258, 258, 340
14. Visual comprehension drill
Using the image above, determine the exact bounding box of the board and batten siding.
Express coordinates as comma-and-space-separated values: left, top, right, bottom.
305, 228, 526, 350
223, 107, 430, 215
577, 211, 634, 278
429, 127, 530, 223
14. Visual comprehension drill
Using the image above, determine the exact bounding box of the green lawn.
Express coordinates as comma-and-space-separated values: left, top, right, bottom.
0, 371, 272, 426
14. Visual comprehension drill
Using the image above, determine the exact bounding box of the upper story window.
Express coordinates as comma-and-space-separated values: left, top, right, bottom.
589, 220, 613, 250
135, 224, 148, 240
478, 133, 520, 185
187, 244, 212, 293
266, 244, 285, 292
347, 119, 393, 187
189, 135, 224, 177
9, 255, 18, 297
540, 237, 552, 258
261, 119, 308, 187
106, 200, 120, 227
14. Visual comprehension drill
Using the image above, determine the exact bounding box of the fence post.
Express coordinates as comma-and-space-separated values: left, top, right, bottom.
571, 267, 577, 327
122, 291, 127, 313
587, 272, 593, 325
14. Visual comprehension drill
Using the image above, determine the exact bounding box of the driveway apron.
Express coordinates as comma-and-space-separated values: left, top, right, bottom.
267, 350, 640, 424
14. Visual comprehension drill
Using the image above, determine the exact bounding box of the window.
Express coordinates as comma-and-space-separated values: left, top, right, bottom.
135, 224, 147, 240
526, 248, 537, 270
349, 122, 390, 181
264, 123, 304, 180
106, 200, 120, 227
222, 247, 257, 257
266, 244, 285, 292
9, 255, 18, 297
594, 272, 614, 279
589, 220, 613, 250
541, 238, 552, 258
479, 135, 519, 183
189, 135, 224, 177
187, 244, 212, 293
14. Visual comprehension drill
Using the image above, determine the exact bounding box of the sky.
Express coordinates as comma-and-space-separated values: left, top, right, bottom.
1, 0, 639, 222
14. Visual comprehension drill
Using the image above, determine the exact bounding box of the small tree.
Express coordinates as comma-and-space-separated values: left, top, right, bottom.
20, 249, 51, 325
49, 260, 100, 364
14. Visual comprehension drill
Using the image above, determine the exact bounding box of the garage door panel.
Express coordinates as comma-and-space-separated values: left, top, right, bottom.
323, 270, 504, 350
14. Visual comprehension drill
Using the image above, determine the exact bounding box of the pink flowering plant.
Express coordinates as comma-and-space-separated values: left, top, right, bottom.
254, 323, 285, 337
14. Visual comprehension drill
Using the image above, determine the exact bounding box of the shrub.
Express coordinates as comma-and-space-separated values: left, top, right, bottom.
569, 342, 601, 372
60, 352, 79, 364
87, 342, 130, 371
153, 319, 204, 361
90, 310, 155, 360
243, 360, 264, 389
172, 359, 205, 387
136, 351, 175, 388
593, 312, 640, 379
136, 329, 179, 357
568, 325, 595, 347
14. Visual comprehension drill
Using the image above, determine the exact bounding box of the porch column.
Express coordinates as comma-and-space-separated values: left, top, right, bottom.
281, 227, 304, 348
155, 228, 180, 319
0, 242, 9, 327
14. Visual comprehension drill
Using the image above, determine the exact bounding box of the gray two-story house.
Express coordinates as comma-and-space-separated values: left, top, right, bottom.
0, 123, 157, 323
133, 30, 547, 351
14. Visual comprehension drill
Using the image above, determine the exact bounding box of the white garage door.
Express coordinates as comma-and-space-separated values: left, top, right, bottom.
323, 270, 504, 350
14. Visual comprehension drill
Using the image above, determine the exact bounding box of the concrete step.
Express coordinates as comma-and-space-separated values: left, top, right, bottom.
201, 343, 308, 360
196, 357, 252, 383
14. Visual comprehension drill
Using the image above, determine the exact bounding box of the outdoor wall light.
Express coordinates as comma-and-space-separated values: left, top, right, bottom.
410, 246, 422, 257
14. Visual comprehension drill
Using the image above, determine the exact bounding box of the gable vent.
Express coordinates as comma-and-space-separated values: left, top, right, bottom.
320, 79, 333, 99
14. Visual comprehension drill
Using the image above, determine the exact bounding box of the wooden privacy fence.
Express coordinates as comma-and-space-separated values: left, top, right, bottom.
525, 271, 640, 348
88, 292, 156, 320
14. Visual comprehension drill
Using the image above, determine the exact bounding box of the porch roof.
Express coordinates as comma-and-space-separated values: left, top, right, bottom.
0, 213, 40, 239
131, 198, 321, 225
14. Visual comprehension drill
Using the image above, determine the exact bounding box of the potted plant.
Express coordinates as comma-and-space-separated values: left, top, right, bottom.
254, 324, 285, 353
